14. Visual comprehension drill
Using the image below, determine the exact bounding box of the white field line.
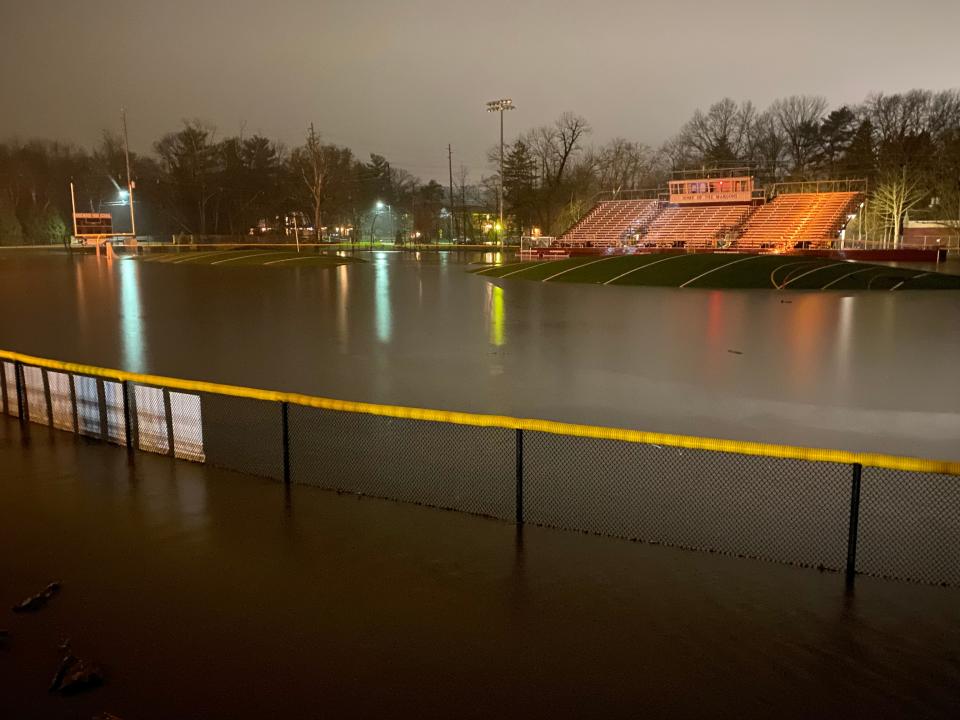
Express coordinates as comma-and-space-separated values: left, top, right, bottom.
780, 262, 848, 289
169, 251, 226, 264
769, 261, 816, 289
474, 261, 529, 276
820, 266, 877, 290
542, 254, 623, 282
263, 255, 323, 265
678, 254, 763, 288
210, 251, 288, 266
602, 254, 686, 285
890, 272, 931, 291
500, 260, 565, 278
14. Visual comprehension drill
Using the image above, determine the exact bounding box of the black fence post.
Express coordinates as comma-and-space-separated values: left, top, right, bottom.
14, 361, 26, 423
845, 463, 863, 584
515, 428, 524, 525
162, 389, 175, 458
281, 401, 290, 484
122, 380, 133, 452
68, 374, 79, 433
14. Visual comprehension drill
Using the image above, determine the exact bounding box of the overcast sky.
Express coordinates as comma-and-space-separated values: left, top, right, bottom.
1, 0, 958, 182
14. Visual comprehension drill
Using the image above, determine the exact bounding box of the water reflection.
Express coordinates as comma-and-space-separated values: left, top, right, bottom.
836, 297, 854, 391
336, 264, 350, 352
373, 252, 392, 343
488, 283, 505, 346
119, 258, 146, 371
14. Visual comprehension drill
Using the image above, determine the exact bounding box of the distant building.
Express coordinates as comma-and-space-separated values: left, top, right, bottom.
903, 220, 960, 249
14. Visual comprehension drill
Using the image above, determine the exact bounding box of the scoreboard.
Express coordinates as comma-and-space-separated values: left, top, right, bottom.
74, 213, 113, 237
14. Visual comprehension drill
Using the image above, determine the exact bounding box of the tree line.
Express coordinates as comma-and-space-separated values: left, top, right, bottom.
0, 122, 456, 245
496, 89, 960, 242
1, 88, 958, 245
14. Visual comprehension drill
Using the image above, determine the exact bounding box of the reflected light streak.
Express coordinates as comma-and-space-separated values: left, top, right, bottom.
836, 296, 854, 387
489, 283, 505, 347
119, 258, 146, 371
374, 254, 392, 343
336, 264, 350, 351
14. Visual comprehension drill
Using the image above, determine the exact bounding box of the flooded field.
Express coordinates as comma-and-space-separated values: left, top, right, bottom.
2, 417, 958, 719
0, 249, 958, 460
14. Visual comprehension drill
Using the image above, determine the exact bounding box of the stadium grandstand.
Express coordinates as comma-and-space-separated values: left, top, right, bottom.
539, 171, 864, 255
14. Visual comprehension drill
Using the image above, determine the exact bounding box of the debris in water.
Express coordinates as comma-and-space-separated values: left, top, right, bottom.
49, 640, 104, 695
59, 658, 104, 694
727, 349, 743, 355
12, 581, 61, 612
49, 643, 76, 693
780, 299, 793, 304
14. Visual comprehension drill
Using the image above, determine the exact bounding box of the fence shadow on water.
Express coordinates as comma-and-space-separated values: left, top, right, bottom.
2, 351, 959, 587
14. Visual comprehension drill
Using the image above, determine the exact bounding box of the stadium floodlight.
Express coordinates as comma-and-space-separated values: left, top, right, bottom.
486, 98, 516, 246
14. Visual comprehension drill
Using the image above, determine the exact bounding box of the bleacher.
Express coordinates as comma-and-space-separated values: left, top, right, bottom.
559, 199, 660, 246
643, 204, 753, 248
737, 192, 861, 250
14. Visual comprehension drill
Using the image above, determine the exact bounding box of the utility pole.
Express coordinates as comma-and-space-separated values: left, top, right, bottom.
121, 108, 136, 237
447, 144, 455, 243
69, 181, 78, 238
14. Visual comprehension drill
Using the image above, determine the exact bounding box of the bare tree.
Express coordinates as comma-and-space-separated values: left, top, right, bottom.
593, 138, 656, 192
290, 124, 328, 237
871, 166, 926, 248
746, 110, 788, 179
770, 95, 828, 177
508, 112, 592, 234
675, 98, 756, 167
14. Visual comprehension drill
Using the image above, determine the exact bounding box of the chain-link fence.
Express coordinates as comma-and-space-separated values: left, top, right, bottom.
2, 356, 959, 587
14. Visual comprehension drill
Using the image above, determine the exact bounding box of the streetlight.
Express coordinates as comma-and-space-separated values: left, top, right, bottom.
486, 98, 515, 246
370, 201, 390, 247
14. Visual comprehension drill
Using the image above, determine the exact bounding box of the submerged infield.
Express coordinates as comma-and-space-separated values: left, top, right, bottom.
472, 253, 960, 291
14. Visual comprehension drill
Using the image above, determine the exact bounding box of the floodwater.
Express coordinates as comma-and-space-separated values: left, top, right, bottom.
2, 417, 959, 719
0, 249, 958, 461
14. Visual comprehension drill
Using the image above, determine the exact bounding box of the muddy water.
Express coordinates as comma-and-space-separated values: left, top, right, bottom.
1, 418, 959, 719
0, 250, 958, 460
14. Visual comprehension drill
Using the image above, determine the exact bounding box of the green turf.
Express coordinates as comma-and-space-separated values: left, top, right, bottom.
137, 249, 364, 268
470, 253, 960, 291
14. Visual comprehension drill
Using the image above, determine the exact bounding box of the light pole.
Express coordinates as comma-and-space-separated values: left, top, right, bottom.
370, 200, 390, 247
486, 98, 515, 246
121, 108, 136, 237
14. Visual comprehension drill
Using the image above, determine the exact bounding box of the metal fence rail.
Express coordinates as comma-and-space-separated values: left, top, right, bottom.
2, 349, 959, 587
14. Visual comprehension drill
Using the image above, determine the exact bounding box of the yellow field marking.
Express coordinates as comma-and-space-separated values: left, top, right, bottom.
603, 254, 685, 285
678, 254, 763, 288
820, 266, 877, 290
542, 254, 622, 282
3, 348, 957, 476
780, 262, 848, 289
210, 251, 288, 266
